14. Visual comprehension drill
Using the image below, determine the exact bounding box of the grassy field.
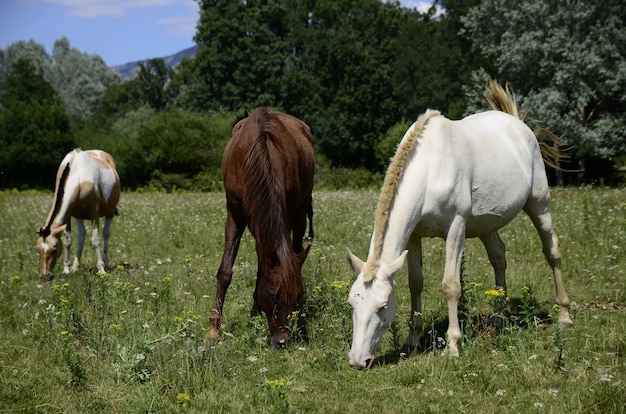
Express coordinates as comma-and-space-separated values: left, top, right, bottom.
0, 187, 624, 413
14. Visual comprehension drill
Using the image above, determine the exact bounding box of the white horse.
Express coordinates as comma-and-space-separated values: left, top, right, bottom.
345, 81, 573, 369
36, 149, 121, 280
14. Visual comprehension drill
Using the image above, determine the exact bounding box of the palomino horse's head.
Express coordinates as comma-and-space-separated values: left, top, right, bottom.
258, 246, 310, 350
345, 248, 407, 369
35, 225, 66, 280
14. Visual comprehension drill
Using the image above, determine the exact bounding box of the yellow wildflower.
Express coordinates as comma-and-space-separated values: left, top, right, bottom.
176, 392, 191, 405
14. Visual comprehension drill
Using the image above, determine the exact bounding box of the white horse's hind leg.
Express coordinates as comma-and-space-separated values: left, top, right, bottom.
480, 231, 507, 290
524, 201, 573, 327
442, 215, 466, 357
90, 219, 106, 274
72, 219, 86, 272
102, 217, 113, 268
403, 236, 424, 352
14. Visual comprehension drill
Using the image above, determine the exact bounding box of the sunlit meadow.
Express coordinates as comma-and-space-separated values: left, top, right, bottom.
0, 187, 624, 413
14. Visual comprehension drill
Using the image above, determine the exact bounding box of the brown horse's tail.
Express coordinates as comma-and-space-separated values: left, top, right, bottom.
485, 79, 567, 169
242, 109, 303, 300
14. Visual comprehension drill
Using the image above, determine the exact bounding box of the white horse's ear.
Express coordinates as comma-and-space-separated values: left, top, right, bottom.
345, 248, 365, 274
382, 250, 408, 279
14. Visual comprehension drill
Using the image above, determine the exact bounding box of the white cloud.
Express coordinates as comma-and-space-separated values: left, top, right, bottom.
41, 0, 199, 36
42, 0, 177, 19
157, 15, 197, 36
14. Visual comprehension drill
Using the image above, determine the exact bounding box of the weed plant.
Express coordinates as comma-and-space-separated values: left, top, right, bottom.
0, 187, 624, 413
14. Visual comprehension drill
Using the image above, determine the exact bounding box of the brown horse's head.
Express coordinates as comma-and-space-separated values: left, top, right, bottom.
257, 245, 310, 349
35, 225, 66, 280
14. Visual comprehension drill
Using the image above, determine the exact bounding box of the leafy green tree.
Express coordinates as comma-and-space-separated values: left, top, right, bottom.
0, 59, 74, 189
0, 40, 52, 88
390, 6, 467, 121
134, 109, 224, 185
49, 37, 120, 124
283, 0, 402, 167
191, 0, 292, 111
461, 0, 626, 179
1, 38, 120, 126
136, 59, 175, 112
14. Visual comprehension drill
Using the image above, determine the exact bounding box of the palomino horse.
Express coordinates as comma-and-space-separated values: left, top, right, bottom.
36, 149, 120, 280
207, 108, 315, 349
345, 81, 573, 369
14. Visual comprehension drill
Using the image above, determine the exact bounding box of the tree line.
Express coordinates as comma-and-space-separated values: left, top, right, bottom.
1, 0, 624, 190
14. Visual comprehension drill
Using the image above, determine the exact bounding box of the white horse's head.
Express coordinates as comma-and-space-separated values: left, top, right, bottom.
345, 248, 407, 369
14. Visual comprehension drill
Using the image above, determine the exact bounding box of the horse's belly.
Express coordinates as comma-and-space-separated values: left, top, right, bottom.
465, 213, 515, 238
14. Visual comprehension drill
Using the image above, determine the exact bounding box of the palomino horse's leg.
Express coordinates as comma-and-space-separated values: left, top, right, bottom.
62, 221, 73, 274
403, 236, 424, 353
523, 201, 573, 327
102, 217, 113, 269
72, 218, 86, 272
207, 210, 245, 342
442, 215, 466, 357
479, 231, 507, 290
90, 218, 106, 274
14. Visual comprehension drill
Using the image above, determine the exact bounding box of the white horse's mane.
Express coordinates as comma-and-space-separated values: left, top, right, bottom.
362, 109, 440, 282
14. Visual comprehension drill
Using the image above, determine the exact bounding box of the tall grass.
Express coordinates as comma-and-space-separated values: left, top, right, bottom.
0, 187, 624, 413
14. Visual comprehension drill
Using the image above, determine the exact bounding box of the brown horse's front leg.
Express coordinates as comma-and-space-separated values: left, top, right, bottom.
206, 211, 244, 343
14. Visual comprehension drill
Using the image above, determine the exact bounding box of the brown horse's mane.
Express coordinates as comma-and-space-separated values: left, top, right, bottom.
363, 110, 440, 282
41, 157, 72, 236
242, 108, 303, 298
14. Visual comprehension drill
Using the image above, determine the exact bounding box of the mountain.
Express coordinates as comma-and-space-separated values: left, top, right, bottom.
110, 45, 198, 80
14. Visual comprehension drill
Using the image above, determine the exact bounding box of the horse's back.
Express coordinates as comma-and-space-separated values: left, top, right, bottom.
223, 108, 314, 206
62, 149, 120, 219
408, 111, 547, 237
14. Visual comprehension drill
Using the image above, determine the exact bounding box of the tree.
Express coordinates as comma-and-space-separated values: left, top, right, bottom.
136, 59, 176, 112
191, 0, 293, 111
0, 59, 74, 189
136, 109, 222, 181
50, 37, 120, 124
1, 38, 120, 126
461, 0, 626, 181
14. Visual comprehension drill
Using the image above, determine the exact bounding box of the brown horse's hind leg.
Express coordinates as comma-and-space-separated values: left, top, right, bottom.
291, 201, 310, 253
307, 198, 314, 241
206, 210, 245, 342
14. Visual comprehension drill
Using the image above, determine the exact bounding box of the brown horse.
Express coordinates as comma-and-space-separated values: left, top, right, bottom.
206, 108, 315, 349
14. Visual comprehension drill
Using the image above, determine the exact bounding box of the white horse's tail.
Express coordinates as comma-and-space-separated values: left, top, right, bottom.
485, 79, 567, 169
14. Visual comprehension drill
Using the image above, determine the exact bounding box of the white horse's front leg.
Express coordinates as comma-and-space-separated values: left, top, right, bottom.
61, 229, 73, 274
441, 215, 466, 357
72, 219, 86, 272
403, 237, 424, 353
91, 219, 106, 274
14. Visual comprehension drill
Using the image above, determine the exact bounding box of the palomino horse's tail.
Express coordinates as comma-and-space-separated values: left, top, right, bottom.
485, 79, 567, 169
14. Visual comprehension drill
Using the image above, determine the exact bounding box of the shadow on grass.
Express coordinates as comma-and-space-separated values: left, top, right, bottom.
373, 296, 555, 368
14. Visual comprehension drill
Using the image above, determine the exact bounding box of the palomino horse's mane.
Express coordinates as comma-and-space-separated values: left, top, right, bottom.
362, 109, 440, 282
242, 108, 303, 296
40, 156, 73, 236
485, 79, 566, 169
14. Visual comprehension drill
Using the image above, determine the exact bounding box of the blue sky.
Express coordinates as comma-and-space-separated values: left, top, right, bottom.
0, 0, 434, 67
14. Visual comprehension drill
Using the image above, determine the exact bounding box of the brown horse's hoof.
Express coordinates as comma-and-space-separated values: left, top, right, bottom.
205, 328, 220, 344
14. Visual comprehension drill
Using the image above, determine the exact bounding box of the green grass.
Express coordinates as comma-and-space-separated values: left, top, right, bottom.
0, 187, 624, 413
